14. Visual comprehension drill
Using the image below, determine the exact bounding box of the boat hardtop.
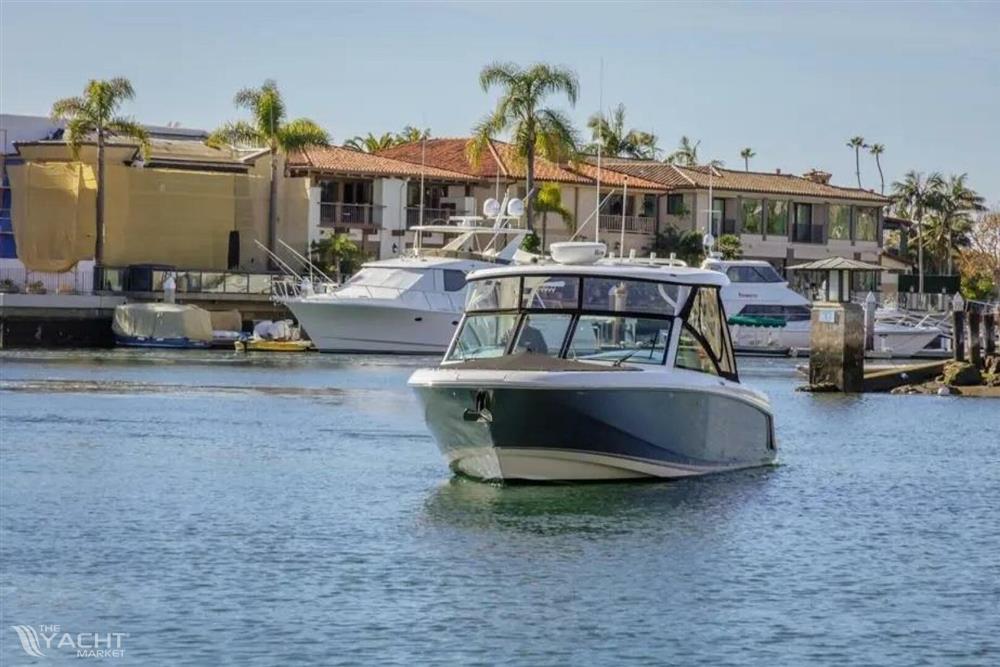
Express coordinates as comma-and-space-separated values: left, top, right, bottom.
468, 261, 731, 287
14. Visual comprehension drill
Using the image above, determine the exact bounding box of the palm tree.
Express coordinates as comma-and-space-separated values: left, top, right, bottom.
396, 126, 430, 144
869, 143, 886, 194
469, 61, 580, 230
846, 136, 867, 188
925, 173, 986, 274
585, 104, 659, 159
664, 136, 700, 166
740, 147, 756, 172
209, 79, 330, 259
891, 170, 944, 291
534, 183, 573, 251
51, 77, 150, 267
344, 132, 397, 153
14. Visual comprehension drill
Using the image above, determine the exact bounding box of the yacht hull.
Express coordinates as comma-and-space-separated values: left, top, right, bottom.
731, 323, 940, 357
412, 382, 776, 482
284, 300, 460, 353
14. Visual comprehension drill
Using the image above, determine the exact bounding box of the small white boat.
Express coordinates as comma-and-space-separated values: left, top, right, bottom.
701, 258, 941, 357
282, 198, 530, 353
408, 242, 777, 482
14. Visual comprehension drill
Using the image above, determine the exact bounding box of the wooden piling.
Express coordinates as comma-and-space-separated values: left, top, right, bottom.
969, 311, 982, 367
952, 310, 966, 361
984, 311, 997, 357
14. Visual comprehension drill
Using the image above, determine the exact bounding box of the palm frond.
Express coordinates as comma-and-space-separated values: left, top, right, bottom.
63, 118, 95, 159
207, 121, 265, 149
106, 116, 151, 158
51, 96, 90, 121
479, 61, 521, 93
534, 107, 579, 163
277, 118, 330, 151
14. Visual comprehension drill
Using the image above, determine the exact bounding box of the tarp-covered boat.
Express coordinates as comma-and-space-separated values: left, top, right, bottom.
112, 303, 214, 349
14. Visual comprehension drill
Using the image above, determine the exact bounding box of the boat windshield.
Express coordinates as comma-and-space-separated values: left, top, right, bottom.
724, 264, 783, 283
446, 274, 690, 365
344, 267, 427, 290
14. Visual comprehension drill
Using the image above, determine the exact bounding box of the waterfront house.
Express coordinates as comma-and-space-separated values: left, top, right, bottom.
599, 159, 892, 272
284, 145, 480, 260
378, 138, 670, 255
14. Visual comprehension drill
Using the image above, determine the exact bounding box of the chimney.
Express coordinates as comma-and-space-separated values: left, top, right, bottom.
803, 169, 832, 185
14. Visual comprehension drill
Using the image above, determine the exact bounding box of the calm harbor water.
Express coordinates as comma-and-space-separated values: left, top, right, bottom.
1, 350, 998, 665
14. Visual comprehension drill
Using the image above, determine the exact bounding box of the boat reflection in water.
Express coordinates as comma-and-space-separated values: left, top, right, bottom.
409, 242, 777, 483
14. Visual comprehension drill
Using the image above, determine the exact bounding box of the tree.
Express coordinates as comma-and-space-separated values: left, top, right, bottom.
740, 147, 755, 172
310, 233, 366, 282
664, 136, 701, 166
846, 136, 867, 188
958, 207, 1000, 300
891, 170, 943, 291
868, 143, 886, 194
209, 79, 330, 260
653, 225, 704, 265
585, 103, 659, 159
533, 183, 573, 251
51, 77, 150, 267
396, 126, 430, 144
469, 62, 579, 231
344, 132, 397, 153
925, 173, 986, 274
718, 234, 743, 260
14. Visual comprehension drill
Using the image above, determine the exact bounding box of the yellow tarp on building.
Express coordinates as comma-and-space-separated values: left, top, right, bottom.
9, 156, 307, 272
8, 162, 97, 272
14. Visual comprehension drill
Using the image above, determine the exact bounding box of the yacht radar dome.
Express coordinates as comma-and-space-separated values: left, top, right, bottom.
506, 198, 525, 217
483, 198, 502, 218
550, 241, 607, 265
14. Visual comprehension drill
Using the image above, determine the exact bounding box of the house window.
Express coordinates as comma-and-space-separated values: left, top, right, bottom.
641, 194, 657, 218
711, 197, 726, 235
792, 203, 818, 243
829, 204, 850, 240
766, 200, 788, 236
666, 194, 685, 215
319, 180, 338, 203
342, 181, 372, 204
741, 199, 762, 234
856, 207, 878, 241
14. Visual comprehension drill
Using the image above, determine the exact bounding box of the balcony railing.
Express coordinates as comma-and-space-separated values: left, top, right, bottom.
94, 267, 281, 296
319, 202, 384, 227
792, 223, 825, 244
406, 207, 468, 228
598, 215, 656, 235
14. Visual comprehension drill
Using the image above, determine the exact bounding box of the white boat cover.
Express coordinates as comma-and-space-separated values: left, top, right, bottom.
112, 303, 214, 342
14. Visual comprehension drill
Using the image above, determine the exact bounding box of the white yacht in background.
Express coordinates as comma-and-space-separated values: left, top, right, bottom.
409, 242, 777, 482
282, 198, 530, 353
701, 258, 941, 356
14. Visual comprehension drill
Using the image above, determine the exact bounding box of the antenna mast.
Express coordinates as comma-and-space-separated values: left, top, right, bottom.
595, 57, 603, 244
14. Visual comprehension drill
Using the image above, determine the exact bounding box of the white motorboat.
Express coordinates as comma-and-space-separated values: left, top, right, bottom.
408, 243, 777, 482
282, 198, 530, 353
701, 258, 941, 357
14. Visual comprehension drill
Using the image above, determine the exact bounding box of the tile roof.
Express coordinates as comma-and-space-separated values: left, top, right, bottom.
287, 144, 478, 181
378, 138, 506, 179
601, 158, 890, 203
567, 160, 669, 191
379, 138, 593, 185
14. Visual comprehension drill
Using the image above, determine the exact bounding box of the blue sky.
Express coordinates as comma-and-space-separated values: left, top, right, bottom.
2, 1, 998, 203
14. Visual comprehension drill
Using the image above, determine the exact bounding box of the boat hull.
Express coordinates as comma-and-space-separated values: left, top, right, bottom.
412, 382, 776, 482
731, 322, 940, 357
284, 300, 459, 353
115, 335, 211, 349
